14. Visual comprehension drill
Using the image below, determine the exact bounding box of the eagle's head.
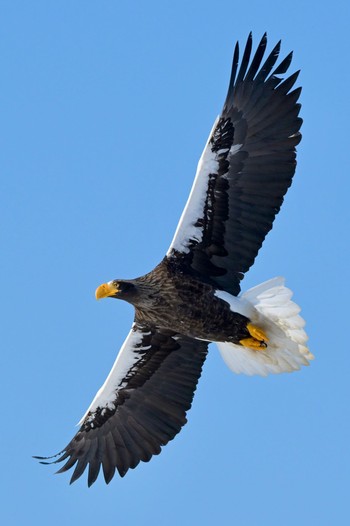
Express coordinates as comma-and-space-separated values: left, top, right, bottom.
95, 280, 136, 301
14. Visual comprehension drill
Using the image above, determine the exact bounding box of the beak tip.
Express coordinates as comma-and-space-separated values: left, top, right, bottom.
95, 282, 118, 300
95, 283, 108, 300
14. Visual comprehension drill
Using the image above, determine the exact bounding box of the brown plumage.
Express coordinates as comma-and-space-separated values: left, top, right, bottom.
113, 258, 251, 343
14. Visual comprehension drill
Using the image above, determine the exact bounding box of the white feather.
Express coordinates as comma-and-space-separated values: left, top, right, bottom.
167, 117, 220, 255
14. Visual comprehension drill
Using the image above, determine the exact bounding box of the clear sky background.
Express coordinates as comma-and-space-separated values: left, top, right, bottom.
2, 1, 349, 525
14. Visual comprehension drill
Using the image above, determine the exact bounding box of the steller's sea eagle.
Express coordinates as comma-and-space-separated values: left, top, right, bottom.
36, 33, 313, 486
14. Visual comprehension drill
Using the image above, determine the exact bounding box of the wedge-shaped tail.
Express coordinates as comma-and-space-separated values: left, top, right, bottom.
217, 278, 314, 376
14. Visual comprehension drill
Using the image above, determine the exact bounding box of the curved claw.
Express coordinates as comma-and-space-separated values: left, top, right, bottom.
239, 323, 268, 351
247, 323, 269, 342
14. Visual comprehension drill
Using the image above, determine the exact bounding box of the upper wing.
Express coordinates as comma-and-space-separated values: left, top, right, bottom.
37, 324, 208, 486
167, 33, 302, 295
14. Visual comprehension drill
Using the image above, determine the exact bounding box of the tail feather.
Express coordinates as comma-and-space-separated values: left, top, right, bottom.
216, 277, 314, 377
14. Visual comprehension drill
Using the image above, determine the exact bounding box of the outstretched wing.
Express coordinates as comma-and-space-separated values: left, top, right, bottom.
36, 324, 208, 486
167, 33, 302, 295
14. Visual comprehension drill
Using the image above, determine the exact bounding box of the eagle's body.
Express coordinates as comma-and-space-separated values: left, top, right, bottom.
37, 34, 314, 486
118, 259, 250, 343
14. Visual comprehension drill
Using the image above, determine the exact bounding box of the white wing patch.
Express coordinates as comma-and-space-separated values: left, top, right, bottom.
214, 289, 254, 318
229, 143, 243, 156
79, 325, 146, 424
167, 116, 242, 255
216, 277, 314, 376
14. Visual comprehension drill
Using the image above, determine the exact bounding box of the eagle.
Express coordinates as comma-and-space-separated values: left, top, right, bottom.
36, 33, 313, 486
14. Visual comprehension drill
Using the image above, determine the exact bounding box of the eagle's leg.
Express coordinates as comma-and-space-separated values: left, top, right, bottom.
239, 323, 268, 350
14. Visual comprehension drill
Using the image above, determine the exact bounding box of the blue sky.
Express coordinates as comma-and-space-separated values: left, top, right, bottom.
2, 1, 349, 525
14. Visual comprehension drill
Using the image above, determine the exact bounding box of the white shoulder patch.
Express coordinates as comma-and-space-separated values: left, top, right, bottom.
79, 325, 145, 424
167, 117, 220, 255
167, 118, 243, 256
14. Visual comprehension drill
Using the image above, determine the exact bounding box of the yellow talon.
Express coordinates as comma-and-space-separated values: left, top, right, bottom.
239, 323, 268, 351
239, 337, 267, 351
247, 323, 269, 342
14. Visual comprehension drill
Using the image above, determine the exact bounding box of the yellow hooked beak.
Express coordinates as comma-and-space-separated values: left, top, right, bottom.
95, 282, 119, 300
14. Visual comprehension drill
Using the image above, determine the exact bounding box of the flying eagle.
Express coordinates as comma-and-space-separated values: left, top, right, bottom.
36, 33, 313, 486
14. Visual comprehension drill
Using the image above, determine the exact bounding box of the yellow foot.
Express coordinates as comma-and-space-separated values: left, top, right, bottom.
239, 323, 269, 351
247, 323, 269, 342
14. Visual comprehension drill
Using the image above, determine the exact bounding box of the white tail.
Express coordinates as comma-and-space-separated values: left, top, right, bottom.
216, 278, 314, 376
